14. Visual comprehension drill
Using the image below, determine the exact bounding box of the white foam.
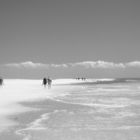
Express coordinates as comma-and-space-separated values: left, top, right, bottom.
53, 78, 114, 85
0, 79, 62, 131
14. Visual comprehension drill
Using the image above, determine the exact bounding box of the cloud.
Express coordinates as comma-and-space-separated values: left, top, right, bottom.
4, 61, 48, 69
50, 64, 68, 68
126, 61, 140, 67
70, 61, 125, 69
3, 60, 140, 69
4, 61, 68, 69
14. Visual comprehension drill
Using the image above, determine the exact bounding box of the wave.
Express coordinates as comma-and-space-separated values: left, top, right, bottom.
53, 78, 114, 85
53, 78, 140, 86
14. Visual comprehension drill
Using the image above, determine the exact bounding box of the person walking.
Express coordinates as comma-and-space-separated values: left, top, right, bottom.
47, 78, 52, 89
0, 77, 3, 86
42, 77, 47, 87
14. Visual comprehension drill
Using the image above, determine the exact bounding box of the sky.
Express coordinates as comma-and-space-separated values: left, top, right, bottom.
0, 0, 140, 79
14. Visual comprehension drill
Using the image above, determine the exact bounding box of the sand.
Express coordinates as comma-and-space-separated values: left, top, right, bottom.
0, 79, 140, 140
0, 98, 138, 140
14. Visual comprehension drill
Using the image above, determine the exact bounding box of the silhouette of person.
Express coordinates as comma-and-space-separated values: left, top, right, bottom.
47, 78, 52, 89
0, 78, 3, 86
42, 78, 47, 87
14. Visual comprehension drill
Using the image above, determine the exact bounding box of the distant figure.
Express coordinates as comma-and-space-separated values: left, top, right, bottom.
47, 78, 52, 89
77, 77, 80, 80
82, 77, 86, 81
0, 78, 3, 86
42, 78, 47, 87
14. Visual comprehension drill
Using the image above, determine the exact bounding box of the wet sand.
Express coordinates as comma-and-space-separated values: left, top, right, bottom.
0, 99, 90, 140
0, 79, 140, 140
0, 97, 139, 140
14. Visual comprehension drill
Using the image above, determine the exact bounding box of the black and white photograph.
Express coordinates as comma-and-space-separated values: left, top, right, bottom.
0, 0, 140, 139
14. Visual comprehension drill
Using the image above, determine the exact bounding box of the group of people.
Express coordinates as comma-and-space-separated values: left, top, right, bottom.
76, 77, 86, 81
42, 77, 52, 88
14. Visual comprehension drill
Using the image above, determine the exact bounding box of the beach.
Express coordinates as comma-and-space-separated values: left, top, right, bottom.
0, 79, 140, 140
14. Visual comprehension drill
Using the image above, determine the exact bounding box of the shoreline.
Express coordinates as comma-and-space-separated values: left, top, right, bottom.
0, 99, 53, 140
0, 79, 140, 140
0, 97, 92, 140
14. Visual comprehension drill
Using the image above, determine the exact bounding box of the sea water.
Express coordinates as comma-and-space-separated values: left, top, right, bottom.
0, 79, 140, 140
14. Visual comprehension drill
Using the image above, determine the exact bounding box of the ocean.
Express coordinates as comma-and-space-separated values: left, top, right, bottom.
0, 78, 140, 140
